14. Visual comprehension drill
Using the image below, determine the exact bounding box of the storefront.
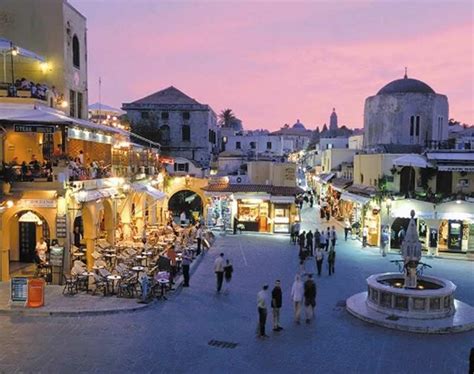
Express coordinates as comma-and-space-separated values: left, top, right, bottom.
236, 195, 270, 232
436, 201, 474, 253
364, 202, 381, 246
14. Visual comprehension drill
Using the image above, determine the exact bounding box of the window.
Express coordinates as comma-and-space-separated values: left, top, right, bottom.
410, 116, 415, 136
72, 35, 80, 68
208, 129, 216, 144
410, 115, 420, 143
266, 142, 272, 150
250, 142, 256, 149
182, 112, 190, 120
77, 92, 83, 119
360, 174, 364, 184
236, 141, 241, 149
69, 90, 76, 117
437, 116, 443, 139
160, 125, 170, 145
141, 111, 149, 120
182, 125, 190, 141
161, 112, 169, 120
415, 116, 420, 136
174, 163, 189, 172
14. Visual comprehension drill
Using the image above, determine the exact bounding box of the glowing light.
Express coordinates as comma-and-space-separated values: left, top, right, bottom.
60, 101, 69, 108
456, 200, 462, 204
40, 62, 50, 73
6, 200, 14, 208
11, 48, 19, 56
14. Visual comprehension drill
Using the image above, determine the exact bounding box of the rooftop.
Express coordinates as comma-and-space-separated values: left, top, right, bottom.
126, 86, 202, 106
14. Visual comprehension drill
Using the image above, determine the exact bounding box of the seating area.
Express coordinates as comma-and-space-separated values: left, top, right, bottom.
63, 223, 215, 300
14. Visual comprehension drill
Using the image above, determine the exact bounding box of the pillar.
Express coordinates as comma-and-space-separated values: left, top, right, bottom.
0, 248, 9, 281
84, 237, 95, 271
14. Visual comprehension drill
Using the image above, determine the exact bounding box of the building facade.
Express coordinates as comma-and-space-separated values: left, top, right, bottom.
123, 86, 219, 170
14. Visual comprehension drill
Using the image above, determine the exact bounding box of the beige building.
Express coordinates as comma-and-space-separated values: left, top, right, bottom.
247, 161, 296, 187
0, 0, 88, 119
321, 148, 357, 174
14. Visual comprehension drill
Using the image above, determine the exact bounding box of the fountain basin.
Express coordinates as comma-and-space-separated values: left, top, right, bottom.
366, 273, 456, 319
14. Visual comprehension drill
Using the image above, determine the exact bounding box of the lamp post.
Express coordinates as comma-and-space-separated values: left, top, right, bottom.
385, 197, 392, 251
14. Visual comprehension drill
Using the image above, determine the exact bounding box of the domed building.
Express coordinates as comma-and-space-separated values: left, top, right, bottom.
363, 73, 449, 148
292, 119, 306, 130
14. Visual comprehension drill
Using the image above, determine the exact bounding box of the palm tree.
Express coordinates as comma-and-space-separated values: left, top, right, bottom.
218, 109, 237, 127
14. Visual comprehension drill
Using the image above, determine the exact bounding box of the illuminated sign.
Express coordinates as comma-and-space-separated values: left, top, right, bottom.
14, 125, 55, 133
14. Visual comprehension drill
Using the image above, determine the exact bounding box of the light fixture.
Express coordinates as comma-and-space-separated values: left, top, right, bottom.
11, 47, 19, 56
6, 200, 14, 208
60, 100, 69, 108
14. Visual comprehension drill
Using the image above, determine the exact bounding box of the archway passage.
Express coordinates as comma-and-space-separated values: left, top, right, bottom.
168, 190, 203, 224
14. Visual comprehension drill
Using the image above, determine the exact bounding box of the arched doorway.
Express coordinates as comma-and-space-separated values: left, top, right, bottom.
399, 167, 415, 196
9, 210, 50, 264
168, 190, 203, 224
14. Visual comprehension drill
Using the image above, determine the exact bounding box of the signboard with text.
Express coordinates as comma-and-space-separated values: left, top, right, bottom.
14, 125, 55, 133
10, 277, 28, 303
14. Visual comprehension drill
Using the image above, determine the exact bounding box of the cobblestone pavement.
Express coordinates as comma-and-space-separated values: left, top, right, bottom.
0, 206, 473, 373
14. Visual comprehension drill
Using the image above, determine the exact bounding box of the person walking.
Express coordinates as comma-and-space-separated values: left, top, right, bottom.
181, 252, 192, 287
314, 229, 321, 251
271, 280, 283, 331
381, 227, 389, 257
290, 275, 304, 324
214, 253, 225, 292
196, 224, 203, 255
293, 221, 300, 245
344, 219, 351, 241
306, 230, 314, 256
328, 248, 336, 276
257, 285, 270, 338
315, 247, 324, 276
325, 209, 330, 222
309, 195, 314, 208
320, 229, 327, 252
330, 226, 337, 250
223, 259, 233, 292
304, 274, 317, 323
298, 231, 306, 255
362, 225, 368, 247
325, 227, 331, 252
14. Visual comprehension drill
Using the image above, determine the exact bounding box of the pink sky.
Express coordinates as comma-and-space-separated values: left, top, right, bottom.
72, 0, 473, 130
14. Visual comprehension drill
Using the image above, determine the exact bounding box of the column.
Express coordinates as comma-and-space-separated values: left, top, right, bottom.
84, 236, 95, 271
0, 248, 9, 281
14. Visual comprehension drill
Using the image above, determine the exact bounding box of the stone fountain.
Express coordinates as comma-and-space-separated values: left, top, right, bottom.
346, 210, 474, 333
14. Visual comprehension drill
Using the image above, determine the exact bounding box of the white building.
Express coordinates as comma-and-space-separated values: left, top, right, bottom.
319, 137, 349, 151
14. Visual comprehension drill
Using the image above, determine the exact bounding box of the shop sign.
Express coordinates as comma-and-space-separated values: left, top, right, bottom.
14, 124, 55, 133
67, 128, 113, 145
159, 156, 174, 164
49, 246, 65, 267
10, 277, 28, 303
17, 199, 57, 209
56, 216, 67, 238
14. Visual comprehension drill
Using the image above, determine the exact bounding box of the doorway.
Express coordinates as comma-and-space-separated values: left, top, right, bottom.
19, 222, 36, 263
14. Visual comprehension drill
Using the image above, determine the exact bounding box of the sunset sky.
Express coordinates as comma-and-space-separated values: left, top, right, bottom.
71, 0, 473, 130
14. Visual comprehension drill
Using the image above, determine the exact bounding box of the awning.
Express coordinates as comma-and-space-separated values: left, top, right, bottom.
340, 192, 371, 205
393, 154, 432, 168
131, 182, 166, 201
233, 193, 271, 201
437, 165, 474, 172
330, 178, 352, 192
390, 199, 435, 219
0, 38, 46, 62
74, 188, 118, 203
317, 173, 335, 184
435, 201, 474, 222
270, 196, 295, 204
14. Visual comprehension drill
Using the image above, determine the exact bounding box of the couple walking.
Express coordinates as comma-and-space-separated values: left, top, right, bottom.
214, 253, 233, 292
291, 274, 317, 324
315, 247, 336, 276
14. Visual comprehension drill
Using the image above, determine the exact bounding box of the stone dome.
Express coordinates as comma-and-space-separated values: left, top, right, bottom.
292, 119, 306, 130
377, 77, 435, 95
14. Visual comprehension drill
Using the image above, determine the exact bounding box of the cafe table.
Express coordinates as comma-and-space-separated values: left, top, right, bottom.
106, 274, 122, 295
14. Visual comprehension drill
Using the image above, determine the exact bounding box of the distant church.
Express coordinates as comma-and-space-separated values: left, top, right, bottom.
363, 70, 449, 148
329, 108, 338, 131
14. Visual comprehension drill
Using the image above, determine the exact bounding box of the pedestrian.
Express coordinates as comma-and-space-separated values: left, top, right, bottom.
306, 230, 313, 256
304, 274, 317, 323
181, 252, 192, 287
362, 225, 368, 247
298, 231, 306, 254
257, 285, 270, 338
309, 195, 314, 208
271, 280, 283, 331
293, 221, 300, 245
398, 227, 406, 246
290, 274, 304, 324
320, 229, 327, 252
314, 229, 321, 251
328, 248, 336, 275
196, 224, 203, 255
325, 227, 331, 251
315, 247, 324, 276
290, 222, 296, 244
325, 209, 330, 222
180, 211, 187, 226
214, 253, 225, 292
381, 227, 389, 257
330, 226, 337, 250
223, 259, 233, 292
344, 219, 351, 241
299, 199, 303, 210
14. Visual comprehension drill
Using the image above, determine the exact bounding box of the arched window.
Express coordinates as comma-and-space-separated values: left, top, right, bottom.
160, 125, 170, 145
72, 35, 80, 68
182, 125, 190, 141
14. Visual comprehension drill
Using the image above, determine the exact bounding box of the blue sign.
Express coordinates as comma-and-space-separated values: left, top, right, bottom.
11, 277, 28, 302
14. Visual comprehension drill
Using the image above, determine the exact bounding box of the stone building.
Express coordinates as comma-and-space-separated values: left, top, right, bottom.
364, 73, 449, 148
329, 108, 338, 131
123, 86, 219, 169
0, 0, 89, 119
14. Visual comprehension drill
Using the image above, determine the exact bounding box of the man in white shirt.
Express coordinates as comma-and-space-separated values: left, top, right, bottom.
362, 226, 369, 247
214, 253, 225, 292
257, 285, 270, 338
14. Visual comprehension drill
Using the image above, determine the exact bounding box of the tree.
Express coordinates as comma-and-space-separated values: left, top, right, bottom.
218, 109, 237, 127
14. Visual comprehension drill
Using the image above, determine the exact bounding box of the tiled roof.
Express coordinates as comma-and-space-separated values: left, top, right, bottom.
346, 184, 377, 197
202, 183, 303, 196
130, 86, 202, 105
331, 178, 352, 190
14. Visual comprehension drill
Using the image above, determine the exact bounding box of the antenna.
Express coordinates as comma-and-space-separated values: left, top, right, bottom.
98, 76, 102, 124
404, 67, 408, 79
